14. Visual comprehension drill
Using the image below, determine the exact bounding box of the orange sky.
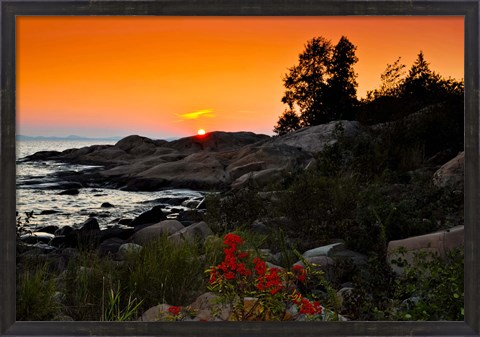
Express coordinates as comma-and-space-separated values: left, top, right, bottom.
16, 16, 464, 139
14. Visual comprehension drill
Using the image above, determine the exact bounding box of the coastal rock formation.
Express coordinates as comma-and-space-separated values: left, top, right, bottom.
22, 121, 363, 191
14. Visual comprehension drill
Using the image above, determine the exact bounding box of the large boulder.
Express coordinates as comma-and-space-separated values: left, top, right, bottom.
168, 221, 213, 244
270, 120, 363, 154
97, 237, 125, 256
114, 135, 166, 155
125, 152, 231, 190
189, 292, 231, 321
99, 227, 135, 241
118, 243, 143, 259
51, 218, 102, 248
130, 220, 184, 245
228, 161, 265, 181
78, 217, 100, 231
387, 225, 464, 274
433, 151, 464, 190
228, 144, 310, 177
129, 206, 167, 227
231, 168, 284, 190
302, 242, 366, 267
303, 243, 345, 258
168, 131, 269, 154
20, 232, 55, 245
139, 304, 171, 322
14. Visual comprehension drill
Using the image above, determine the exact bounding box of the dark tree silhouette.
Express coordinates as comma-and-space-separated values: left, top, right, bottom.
281, 36, 332, 128
359, 51, 464, 124
401, 51, 442, 103
274, 36, 359, 135
367, 57, 406, 99
273, 109, 301, 136
325, 36, 359, 121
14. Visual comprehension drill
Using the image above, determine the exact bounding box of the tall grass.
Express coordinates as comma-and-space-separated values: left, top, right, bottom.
17, 262, 60, 320
101, 280, 143, 321
121, 235, 207, 308
63, 251, 114, 320
58, 235, 215, 320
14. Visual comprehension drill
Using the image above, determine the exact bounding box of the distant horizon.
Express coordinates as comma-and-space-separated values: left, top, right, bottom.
17, 16, 464, 139
16, 128, 272, 141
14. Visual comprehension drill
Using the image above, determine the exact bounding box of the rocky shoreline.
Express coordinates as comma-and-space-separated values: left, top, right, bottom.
20, 121, 362, 191
17, 119, 466, 321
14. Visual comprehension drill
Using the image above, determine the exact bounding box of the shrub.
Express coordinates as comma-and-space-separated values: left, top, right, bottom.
205, 187, 268, 233
341, 254, 396, 320
63, 251, 113, 320
121, 235, 206, 308
206, 233, 338, 321
392, 248, 464, 321
343, 247, 464, 321
17, 262, 61, 320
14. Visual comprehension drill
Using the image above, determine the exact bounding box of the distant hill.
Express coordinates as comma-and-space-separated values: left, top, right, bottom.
17, 134, 181, 142
17, 135, 122, 141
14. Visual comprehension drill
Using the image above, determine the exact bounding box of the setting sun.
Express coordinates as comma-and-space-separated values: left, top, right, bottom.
197, 129, 206, 136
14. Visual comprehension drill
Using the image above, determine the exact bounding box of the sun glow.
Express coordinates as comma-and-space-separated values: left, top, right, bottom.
197, 129, 206, 136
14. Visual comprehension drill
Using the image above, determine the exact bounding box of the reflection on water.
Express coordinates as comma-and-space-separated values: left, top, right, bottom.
16, 140, 203, 230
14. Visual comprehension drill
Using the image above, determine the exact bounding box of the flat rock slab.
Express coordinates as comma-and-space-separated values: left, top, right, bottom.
130, 220, 184, 245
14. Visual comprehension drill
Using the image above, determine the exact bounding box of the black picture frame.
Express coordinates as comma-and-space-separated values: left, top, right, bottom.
1, 1, 479, 336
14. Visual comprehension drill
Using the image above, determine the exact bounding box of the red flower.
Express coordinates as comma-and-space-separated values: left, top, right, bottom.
298, 298, 322, 315
255, 266, 283, 294
223, 233, 243, 249
168, 306, 181, 316
224, 271, 235, 280
253, 257, 267, 276
236, 263, 252, 277
293, 265, 307, 283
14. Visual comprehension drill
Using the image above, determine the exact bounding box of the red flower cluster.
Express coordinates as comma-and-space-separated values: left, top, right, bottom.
208, 233, 324, 321
292, 265, 307, 283
209, 233, 252, 285
168, 306, 181, 316
299, 298, 322, 315
291, 293, 322, 316
254, 258, 283, 295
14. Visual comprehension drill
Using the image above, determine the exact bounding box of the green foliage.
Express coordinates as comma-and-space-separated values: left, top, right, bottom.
121, 235, 206, 308
17, 262, 61, 321
101, 280, 143, 321
270, 131, 462, 255
61, 236, 213, 320
16, 211, 35, 254
392, 248, 464, 321
342, 254, 396, 320
205, 188, 267, 233
274, 172, 336, 248
64, 251, 113, 320
344, 248, 464, 321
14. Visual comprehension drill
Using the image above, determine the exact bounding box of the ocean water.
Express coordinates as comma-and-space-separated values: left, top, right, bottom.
16, 140, 204, 230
